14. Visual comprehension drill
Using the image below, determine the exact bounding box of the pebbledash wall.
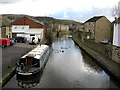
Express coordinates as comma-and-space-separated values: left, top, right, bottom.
112, 1, 120, 64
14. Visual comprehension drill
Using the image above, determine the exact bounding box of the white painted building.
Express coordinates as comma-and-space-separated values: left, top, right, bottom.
12, 25, 44, 41
113, 1, 120, 47
113, 23, 120, 46
11, 17, 45, 42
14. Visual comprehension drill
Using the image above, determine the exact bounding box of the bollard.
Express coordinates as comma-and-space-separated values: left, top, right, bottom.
8, 60, 10, 68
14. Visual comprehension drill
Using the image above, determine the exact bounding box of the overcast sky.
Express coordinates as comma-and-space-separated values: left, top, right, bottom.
0, 0, 119, 22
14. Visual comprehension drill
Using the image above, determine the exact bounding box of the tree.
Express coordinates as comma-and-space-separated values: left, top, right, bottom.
44, 28, 53, 45
112, 1, 120, 19
112, 5, 119, 18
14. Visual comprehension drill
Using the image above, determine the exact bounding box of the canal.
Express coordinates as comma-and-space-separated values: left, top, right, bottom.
3, 35, 119, 88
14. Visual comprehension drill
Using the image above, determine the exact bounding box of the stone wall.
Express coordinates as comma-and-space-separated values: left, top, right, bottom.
0, 27, 1, 38
6, 26, 12, 38
95, 17, 111, 42
112, 46, 120, 64
84, 22, 95, 39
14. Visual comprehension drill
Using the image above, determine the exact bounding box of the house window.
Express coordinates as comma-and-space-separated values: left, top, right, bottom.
87, 29, 90, 32
22, 27, 24, 29
9, 26, 11, 32
87, 36, 90, 39
9, 33, 11, 38
14, 27, 17, 29
88, 22, 90, 25
6, 35, 8, 38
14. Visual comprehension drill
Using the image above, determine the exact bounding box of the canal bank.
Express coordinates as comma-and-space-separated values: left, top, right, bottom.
1, 43, 52, 88
72, 35, 120, 83
1, 43, 39, 87
3, 35, 119, 88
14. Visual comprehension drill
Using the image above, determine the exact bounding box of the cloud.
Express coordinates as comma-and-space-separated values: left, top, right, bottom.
0, 0, 119, 22
50, 7, 115, 22
0, 0, 23, 4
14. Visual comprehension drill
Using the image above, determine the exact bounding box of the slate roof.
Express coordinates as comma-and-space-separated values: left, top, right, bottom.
11, 16, 44, 26
85, 16, 104, 23
11, 16, 45, 28
27, 17, 44, 26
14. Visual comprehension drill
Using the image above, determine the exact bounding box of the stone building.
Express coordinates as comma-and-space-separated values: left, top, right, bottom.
112, 1, 120, 64
84, 16, 111, 42
0, 15, 12, 38
58, 24, 69, 31
0, 26, 12, 38
0, 27, 1, 38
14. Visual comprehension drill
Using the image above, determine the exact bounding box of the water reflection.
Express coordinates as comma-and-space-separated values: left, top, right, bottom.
16, 72, 42, 88
81, 52, 102, 73
3, 35, 119, 88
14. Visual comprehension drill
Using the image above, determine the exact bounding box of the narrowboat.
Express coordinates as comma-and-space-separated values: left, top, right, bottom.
17, 72, 41, 88
16, 45, 50, 76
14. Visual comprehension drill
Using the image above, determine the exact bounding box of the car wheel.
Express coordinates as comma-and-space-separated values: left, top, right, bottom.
2, 45, 5, 48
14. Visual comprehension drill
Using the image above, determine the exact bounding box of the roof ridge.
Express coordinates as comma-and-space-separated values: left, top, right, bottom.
85, 16, 104, 23
26, 17, 44, 26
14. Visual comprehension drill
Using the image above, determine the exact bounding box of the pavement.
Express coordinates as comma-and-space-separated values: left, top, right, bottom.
72, 34, 120, 83
0, 42, 38, 86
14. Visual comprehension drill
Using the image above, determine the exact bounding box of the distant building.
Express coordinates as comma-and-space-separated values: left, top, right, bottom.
77, 23, 84, 32
11, 17, 45, 41
0, 15, 12, 38
58, 24, 69, 31
0, 25, 12, 38
84, 16, 111, 42
69, 24, 76, 31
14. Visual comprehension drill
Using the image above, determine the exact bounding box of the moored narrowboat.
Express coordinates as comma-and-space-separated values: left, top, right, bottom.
16, 45, 50, 76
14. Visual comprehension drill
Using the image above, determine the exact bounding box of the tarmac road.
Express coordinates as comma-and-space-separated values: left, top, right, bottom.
1, 42, 38, 84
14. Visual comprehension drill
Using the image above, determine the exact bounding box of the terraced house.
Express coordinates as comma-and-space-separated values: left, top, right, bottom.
58, 24, 69, 31
84, 16, 111, 43
0, 25, 12, 38
0, 16, 12, 38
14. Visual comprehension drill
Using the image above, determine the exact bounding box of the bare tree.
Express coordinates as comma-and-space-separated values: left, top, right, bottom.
112, 1, 120, 24
112, 5, 119, 18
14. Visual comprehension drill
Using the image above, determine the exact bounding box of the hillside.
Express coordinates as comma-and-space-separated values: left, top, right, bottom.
1, 14, 82, 26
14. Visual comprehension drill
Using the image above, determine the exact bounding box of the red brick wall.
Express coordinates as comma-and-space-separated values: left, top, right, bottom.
11, 17, 44, 28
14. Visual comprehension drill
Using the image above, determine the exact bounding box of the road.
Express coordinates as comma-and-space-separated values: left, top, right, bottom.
2, 42, 38, 79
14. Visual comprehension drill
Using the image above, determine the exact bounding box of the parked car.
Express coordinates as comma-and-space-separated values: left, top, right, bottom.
0, 38, 10, 48
100, 40, 109, 44
15, 37, 27, 43
9, 38, 15, 45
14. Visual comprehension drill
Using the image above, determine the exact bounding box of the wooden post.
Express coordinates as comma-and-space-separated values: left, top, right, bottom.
8, 60, 10, 68
26, 57, 27, 65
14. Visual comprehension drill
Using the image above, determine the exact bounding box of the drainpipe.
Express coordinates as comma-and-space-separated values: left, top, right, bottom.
94, 22, 96, 40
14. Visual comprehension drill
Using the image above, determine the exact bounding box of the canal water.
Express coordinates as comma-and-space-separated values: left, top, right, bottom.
3, 35, 119, 88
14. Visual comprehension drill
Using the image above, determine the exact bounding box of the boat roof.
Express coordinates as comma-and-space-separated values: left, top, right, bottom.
21, 45, 49, 59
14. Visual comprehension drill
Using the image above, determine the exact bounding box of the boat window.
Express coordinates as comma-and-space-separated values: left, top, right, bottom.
19, 58, 25, 65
